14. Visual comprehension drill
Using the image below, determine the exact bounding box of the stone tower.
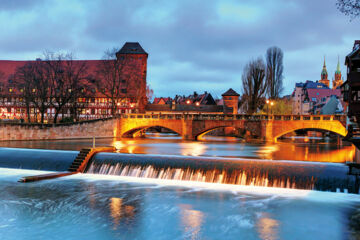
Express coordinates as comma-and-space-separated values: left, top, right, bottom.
116, 42, 148, 113
222, 88, 240, 114
319, 56, 330, 87
332, 56, 343, 89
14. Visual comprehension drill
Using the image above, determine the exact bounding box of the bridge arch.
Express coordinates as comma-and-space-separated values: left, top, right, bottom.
195, 126, 258, 140
121, 125, 182, 138
273, 127, 347, 142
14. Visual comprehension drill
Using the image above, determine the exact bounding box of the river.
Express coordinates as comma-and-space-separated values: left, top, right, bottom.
0, 134, 359, 239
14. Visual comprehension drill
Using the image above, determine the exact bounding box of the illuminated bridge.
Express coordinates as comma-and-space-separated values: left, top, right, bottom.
116, 114, 347, 142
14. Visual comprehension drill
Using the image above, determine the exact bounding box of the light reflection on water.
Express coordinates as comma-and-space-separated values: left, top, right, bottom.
0, 134, 355, 163
0, 169, 360, 240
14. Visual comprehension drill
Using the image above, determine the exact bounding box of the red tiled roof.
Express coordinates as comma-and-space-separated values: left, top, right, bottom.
306, 88, 341, 102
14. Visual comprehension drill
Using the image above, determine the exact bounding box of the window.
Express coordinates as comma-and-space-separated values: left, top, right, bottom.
8, 88, 13, 93
32, 88, 36, 93
312, 98, 317, 102
316, 92, 319, 95
121, 89, 127, 93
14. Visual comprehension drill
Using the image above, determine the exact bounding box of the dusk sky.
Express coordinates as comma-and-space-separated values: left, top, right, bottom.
0, 0, 359, 99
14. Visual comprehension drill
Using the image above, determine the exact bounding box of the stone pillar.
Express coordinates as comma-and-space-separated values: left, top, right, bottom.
262, 120, 274, 142
182, 118, 194, 140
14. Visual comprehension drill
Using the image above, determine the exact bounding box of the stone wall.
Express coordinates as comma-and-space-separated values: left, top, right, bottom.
0, 118, 117, 141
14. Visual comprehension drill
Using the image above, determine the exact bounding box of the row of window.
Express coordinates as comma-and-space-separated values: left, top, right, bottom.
1, 87, 128, 94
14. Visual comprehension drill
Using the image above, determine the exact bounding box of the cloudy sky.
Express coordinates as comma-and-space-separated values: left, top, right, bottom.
0, 0, 358, 99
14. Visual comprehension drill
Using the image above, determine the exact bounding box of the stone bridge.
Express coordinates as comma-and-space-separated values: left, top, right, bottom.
116, 113, 348, 142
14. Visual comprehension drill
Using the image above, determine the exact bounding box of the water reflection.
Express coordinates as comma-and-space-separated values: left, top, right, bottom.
179, 204, 204, 240
0, 134, 356, 163
180, 142, 207, 156
109, 197, 123, 229
256, 212, 279, 240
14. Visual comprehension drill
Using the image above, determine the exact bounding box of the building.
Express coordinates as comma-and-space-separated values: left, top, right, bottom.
342, 40, 360, 122
222, 88, 240, 114
292, 58, 345, 115
0, 42, 148, 122
147, 89, 237, 114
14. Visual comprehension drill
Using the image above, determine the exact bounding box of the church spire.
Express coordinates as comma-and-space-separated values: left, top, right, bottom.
321, 56, 328, 79
333, 55, 343, 89
335, 55, 341, 74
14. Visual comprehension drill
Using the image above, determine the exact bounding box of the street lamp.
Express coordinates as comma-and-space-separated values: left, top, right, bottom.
270, 101, 274, 115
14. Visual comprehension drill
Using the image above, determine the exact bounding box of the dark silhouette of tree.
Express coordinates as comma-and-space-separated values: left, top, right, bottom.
14, 64, 35, 122
44, 52, 89, 123
241, 58, 267, 114
266, 46, 284, 99
337, 0, 360, 19
14, 60, 51, 123
95, 48, 127, 116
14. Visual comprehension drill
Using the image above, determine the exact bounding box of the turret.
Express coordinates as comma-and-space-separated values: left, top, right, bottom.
222, 88, 240, 114
319, 56, 330, 87
115, 42, 148, 113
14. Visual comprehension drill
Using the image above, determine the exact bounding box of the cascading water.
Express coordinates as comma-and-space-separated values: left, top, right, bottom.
86, 153, 359, 193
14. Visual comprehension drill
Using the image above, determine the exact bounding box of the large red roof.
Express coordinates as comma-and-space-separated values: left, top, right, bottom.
0, 60, 105, 82
306, 88, 341, 102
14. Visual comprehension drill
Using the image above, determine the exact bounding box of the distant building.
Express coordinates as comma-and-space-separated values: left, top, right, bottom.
153, 97, 172, 105
292, 58, 345, 115
147, 89, 238, 114
221, 88, 240, 114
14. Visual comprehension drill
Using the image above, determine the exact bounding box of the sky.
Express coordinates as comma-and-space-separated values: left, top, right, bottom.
0, 0, 359, 99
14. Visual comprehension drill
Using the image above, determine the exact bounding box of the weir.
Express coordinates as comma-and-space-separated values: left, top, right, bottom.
0, 148, 358, 193
86, 153, 359, 193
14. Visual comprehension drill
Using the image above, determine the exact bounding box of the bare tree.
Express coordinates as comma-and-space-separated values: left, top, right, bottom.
266, 46, 284, 99
14, 63, 35, 122
95, 48, 127, 116
241, 58, 267, 114
14, 60, 52, 123
337, 0, 360, 19
44, 52, 89, 123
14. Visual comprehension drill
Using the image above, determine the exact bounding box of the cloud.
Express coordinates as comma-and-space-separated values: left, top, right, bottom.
0, 0, 358, 97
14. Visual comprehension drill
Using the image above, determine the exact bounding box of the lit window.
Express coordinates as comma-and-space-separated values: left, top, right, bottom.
8, 88, 13, 92
32, 88, 36, 93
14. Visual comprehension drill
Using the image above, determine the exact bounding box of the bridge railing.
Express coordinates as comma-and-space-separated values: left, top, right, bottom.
120, 113, 346, 122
